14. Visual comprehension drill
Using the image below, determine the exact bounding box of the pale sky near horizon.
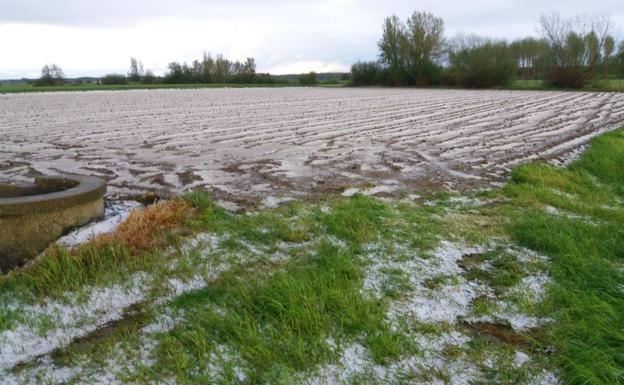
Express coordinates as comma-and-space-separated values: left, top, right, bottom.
0, 0, 623, 79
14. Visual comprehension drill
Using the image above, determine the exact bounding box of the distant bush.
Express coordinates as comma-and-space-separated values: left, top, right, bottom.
350, 61, 385, 86
256, 73, 285, 84
101, 74, 129, 85
140, 70, 157, 84
298, 72, 318, 86
450, 36, 516, 88
439, 69, 457, 87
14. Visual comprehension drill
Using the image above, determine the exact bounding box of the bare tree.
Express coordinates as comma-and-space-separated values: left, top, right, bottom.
36, 64, 64, 86
539, 13, 613, 87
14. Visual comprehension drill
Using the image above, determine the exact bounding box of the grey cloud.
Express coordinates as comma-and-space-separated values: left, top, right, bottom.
1, 0, 623, 78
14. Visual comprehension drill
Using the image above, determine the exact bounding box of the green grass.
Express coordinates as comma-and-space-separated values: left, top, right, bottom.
512, 78, 624, 92
154, 242, 402, 384
500, 129, 624, 385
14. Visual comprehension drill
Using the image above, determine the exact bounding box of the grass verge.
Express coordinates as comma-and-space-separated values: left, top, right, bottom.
500, 129, 624, 385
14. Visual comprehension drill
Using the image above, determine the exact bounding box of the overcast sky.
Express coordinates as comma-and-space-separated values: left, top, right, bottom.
0, 0, 622, 79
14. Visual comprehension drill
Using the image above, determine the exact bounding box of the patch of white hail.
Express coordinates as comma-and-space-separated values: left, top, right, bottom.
0, 230, 247, 384
359, 239, 558, 383
216, 200, 241, 212
262, 195, 294, 208
513, 351, 531, 368
205, 344, 249, 383
2, 328, 168, 385
307, 332, 478, 385
544, 205, 601, 225
0, 230, 243, 378
447, 195, 488, 206
56, 200, 143, 248
342, 184, 399, 197
0, 273, 150, 371
463, 254, 554, 332
363, 241, 492, 326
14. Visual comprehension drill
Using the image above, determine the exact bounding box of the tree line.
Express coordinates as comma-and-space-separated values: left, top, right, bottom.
100, 53, 283, 85
34, 53, 300, 86
352, 11, 624, 89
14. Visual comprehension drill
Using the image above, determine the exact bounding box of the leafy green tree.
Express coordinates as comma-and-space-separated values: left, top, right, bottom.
201, 52, 215, 82
616, 42, 624, 77
405, 11, 445, 85
602, 35, 615, 78
584, 31, 601, 69
377, 11, 445, 86
378, 15, 408, 84
509, 37, 549, 79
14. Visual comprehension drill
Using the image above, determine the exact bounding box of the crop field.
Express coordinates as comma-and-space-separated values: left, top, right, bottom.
2, 88, 624, 207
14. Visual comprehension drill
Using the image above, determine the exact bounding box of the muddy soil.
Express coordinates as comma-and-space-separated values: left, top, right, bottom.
2, 88, 623, 208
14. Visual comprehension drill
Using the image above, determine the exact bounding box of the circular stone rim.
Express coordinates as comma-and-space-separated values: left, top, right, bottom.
0, 174, 107, 217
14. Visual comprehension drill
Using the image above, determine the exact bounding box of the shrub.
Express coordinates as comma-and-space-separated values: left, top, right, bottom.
298, 72, 318, 86
439, 69, 457, 87
412, 61, 442, 87
140, 70, 157, 84
350, 61, 385, 86
101, 73, 129, 85
450, 37, 516, 88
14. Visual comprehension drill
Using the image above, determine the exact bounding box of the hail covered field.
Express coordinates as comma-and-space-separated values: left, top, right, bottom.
1, 87, 624, 206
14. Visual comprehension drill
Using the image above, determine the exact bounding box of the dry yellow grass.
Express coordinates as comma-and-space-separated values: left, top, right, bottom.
91, 198, 192, 253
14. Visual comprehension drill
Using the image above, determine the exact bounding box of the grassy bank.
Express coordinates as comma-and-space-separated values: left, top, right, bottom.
501, 129, 624, 384
512, 78, 624, 92
0, 129, 622, 384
